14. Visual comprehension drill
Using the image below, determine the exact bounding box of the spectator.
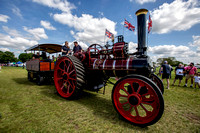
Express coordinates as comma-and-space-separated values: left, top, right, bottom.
41, 51, 47, 59
0, 64, 1, 72
73, 41, 82, 53
52, 55, 56, 62
61, 41, 71, 56
34, 52, 40, 59
194, 73, 200, 89
172, 63, 185, 86
160, 61, 171, 89
184, 62, 197, 87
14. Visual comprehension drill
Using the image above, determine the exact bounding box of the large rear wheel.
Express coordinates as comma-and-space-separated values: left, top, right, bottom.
112, 74, 164, 127
54, 56, 85, 99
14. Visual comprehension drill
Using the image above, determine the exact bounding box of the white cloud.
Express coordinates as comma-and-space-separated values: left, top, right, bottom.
0, 33, 38, 50
40, 20, 56, 30
0, 47, 10, 52
135, 0, 156, 4
190, 35, 200, 47
53, 13, 117, 44
148, 44, 200, 64
2, 26, 22, 37
151, 0, 200, 34
23, 27, 48, 40
32, 0, 76, 13
32, 0, 117, 45
70, 30, 74, 35
12, 6, 22, 18
0, 14, 10, 22
128, 42, 137, 53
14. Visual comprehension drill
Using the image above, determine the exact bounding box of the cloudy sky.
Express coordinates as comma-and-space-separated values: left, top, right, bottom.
0, 0, 199, 64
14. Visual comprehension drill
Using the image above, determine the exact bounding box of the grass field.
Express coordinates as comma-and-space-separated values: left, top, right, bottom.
0, 67, 200, 132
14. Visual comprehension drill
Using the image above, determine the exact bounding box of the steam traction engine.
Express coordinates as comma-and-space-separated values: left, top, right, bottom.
54, 9, 164, 126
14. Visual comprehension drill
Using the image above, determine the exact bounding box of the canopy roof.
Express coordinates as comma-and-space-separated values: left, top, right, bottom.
25, 43, 62, 54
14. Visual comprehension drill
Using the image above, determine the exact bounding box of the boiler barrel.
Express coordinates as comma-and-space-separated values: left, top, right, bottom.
92, 58, 151, 77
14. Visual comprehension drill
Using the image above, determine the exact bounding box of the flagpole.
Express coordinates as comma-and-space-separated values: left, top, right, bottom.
104, 29, 106, 46
123, 19, 125, 37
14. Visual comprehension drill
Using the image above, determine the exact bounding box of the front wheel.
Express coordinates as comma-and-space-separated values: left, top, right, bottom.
112, 74, 164, 127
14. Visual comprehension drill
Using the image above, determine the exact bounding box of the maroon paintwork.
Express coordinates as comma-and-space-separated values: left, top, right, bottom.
53, 9, 164, 127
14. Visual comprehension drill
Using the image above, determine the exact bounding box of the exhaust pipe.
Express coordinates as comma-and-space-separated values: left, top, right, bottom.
135, 9, 148, 56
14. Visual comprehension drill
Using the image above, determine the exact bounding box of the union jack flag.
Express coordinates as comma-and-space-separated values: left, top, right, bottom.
148, 15, 152, 33
124, 19, 135, 32
105, 29, 114, 39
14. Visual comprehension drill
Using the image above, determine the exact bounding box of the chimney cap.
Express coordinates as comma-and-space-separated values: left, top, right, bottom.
135, 9, 148, 16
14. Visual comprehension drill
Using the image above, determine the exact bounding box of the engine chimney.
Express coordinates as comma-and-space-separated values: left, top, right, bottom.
135, 9, 148, 56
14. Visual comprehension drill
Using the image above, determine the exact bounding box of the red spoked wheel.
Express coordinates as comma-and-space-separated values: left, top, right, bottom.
150, 74, 164, 94
54, 56, 85, 99
112, 75, 164, 127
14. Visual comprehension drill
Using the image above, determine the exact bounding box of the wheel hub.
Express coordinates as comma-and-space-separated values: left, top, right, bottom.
63, 73, 68, 80
128, 94, 141, 106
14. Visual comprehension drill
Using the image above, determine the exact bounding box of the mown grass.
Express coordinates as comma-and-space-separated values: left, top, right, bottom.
0, 67, 200, 132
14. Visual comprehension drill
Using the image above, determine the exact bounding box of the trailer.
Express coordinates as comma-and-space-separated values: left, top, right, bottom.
25, 43, 62, 85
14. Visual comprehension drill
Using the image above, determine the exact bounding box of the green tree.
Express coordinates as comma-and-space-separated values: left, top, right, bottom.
19, 53, 33, 63
0, 51, 17, 63
157, 57, 183, 66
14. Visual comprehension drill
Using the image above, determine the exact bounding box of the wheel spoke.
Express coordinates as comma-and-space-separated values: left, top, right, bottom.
66, 64, 70, 73
119, 94, 128, 98
140, 103, 151, 115
58, 67, 64, 72
121, 87, 129, 95
69, 70, 75, 75
136, 86, 142, 94
128, 105, 133, 112
68, 77, 76, 81
67, 80, 75, 89
57, 77, 63, 80
134, 106, 139, 116
121, 101, 129, 106
63, 61, 67, 71
67, 85, 70, 94
130, 83, 135, 93
60, 81, 67, 90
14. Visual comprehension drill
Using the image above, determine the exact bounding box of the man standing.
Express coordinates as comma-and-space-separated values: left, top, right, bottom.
184, 62, 197, 87
61, 41, 70, 56
160, 61, 171, 89
172, 63, 185, 86
73, 41, 82, 53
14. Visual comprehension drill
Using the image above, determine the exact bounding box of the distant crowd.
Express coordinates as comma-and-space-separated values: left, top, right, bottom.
159, 61, 200, 89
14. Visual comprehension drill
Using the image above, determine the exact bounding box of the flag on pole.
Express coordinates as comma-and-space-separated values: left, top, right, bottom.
148, 15, 152, 33
105, 29, 114, 39
124, 19, 135, 32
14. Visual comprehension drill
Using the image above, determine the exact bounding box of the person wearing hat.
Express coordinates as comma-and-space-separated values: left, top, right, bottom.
73, 41, 82, 53
61, 41, 71, 56
160, 61, 171, 89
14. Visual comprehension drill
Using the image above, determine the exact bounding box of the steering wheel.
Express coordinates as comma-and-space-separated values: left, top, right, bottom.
87, 44, 103, 54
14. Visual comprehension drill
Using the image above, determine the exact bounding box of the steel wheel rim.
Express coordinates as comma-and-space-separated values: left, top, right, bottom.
113, 78, 161, 124
150, 74, 164, 94
54, 57, 77, 98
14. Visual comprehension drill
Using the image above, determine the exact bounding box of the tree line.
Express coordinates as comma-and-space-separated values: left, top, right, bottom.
156, 57, 184, 66
0, 51, 33, 63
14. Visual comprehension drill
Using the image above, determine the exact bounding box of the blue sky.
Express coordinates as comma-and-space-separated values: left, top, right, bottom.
0, 0, 199, 64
